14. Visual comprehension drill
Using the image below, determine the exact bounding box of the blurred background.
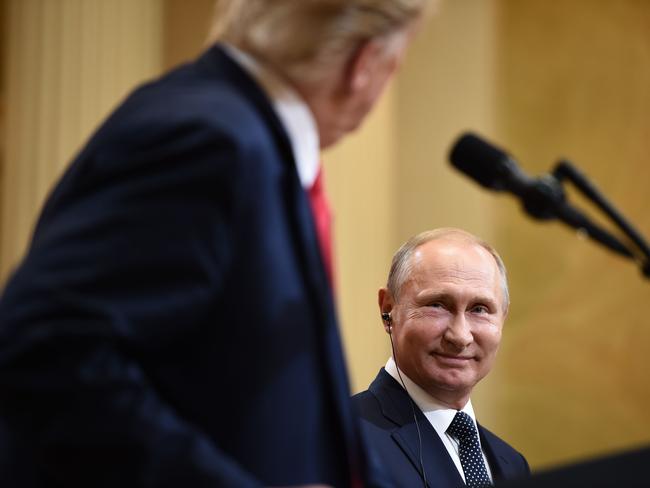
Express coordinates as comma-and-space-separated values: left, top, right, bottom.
1, 0, 649, 472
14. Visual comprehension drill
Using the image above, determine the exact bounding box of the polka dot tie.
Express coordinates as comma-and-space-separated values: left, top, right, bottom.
447, 411, 492, 487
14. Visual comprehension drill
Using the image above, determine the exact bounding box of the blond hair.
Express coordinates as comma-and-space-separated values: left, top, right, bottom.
209, 0, 431, 83
387, 228, 510, 310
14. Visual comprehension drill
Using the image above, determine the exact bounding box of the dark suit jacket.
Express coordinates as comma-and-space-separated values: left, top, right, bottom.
353, 369, 530, 488
0, 45, 363, 487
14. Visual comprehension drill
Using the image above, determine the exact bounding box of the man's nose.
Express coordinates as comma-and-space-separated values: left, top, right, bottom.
443, 313, 473, 350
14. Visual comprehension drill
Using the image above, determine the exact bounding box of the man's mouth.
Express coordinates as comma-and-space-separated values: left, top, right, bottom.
432, 352, 473, 365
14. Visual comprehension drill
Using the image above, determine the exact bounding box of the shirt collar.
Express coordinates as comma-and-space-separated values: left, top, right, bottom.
384, 356, 479, 436
222, 44, 320, 189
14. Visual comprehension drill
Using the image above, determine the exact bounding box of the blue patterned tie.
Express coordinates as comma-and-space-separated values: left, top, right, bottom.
447, 411, 492, 487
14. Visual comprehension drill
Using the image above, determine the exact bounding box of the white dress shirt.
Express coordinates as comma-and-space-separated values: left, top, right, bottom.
222, 44, 320, 190
385, 357, 494, 483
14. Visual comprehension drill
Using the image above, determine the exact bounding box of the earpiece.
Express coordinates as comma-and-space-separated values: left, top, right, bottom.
382, 312, 392, 333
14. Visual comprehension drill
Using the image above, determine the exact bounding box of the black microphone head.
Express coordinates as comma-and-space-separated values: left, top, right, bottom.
449, 132, 514, 191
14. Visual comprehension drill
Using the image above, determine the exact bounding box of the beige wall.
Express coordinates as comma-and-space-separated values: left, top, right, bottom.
0, 1, 5, 244
2, 0, 650, 473
163, 0, 214, 70
394, 0, 500, 242
486, 0, 650, 468
0, 0, 163, 282
323, 87, 398, 394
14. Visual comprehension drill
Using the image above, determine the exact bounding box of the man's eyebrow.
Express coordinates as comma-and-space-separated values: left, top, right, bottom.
415, 290, 499, 309
415, 290, 453, 303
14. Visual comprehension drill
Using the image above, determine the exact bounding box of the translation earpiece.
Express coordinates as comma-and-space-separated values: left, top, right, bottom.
382, 312, 392, 333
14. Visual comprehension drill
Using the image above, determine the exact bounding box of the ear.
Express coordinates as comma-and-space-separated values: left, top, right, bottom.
346, 38, 387, 93
378, 287, 394, 334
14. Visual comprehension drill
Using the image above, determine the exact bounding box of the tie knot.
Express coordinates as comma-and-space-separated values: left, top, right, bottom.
447, 410, 478, 441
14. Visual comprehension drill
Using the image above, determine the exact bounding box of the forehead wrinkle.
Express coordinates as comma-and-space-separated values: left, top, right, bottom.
412, 255, 498, 285
414, 278, 499, 305
407, 245, 502, 305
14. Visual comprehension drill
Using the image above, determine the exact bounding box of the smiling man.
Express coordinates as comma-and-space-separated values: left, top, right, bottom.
354, 228, 530, 487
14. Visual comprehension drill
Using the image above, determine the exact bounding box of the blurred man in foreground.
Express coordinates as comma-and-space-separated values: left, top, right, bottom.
354, 228, 530, 487
0, 1, 432, 486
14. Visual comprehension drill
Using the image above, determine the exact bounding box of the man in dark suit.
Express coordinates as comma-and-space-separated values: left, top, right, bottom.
0, 1, 431, 486
354, 228, 530, 487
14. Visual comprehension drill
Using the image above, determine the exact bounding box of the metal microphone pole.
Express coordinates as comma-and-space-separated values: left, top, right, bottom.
552, 160, 650, 278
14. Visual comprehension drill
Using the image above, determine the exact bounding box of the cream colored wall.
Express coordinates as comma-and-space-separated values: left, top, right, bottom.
163, 0, 214, 70
394, 0, 500, 243
2, 0, 650, 474
323, 87, 397, 393
0, 0, 164, 283
485, 0, 650, 469
0, 1, 5, 243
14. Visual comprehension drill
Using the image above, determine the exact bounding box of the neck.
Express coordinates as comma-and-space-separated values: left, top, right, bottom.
424, 388, 471, 410
386, 358, 472, 411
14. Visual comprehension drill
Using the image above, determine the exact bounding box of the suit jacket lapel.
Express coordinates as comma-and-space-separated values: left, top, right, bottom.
370, 370, 465, 487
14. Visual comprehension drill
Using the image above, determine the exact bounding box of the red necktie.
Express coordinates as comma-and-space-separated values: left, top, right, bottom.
309, 167, 363, 487
308, 166, 334, 288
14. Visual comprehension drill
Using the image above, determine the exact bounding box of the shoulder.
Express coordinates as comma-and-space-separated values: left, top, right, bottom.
106, 71, 272, 157
352, 370, 392, 417
353, 369, 413, 425
352, 389, 375, 408
53, 53, 293, 224
352, 389, 385, 422
82, 46, 285, 175
352, 389, 396, 454
352, 378, 402, 432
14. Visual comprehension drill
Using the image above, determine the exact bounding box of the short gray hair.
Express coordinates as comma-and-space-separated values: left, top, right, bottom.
387, 228, 510, 310
209, 0, 432, 84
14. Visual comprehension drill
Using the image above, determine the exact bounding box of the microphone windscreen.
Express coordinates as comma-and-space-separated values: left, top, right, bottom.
449, 133, 510, 190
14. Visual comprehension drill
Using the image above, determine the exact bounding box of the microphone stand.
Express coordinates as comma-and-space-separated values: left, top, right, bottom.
553, 161, 650, 278
526, 160, 650, 279
516, 174, 634, 260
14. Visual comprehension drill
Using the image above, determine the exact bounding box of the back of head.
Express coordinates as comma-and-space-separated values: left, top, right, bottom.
209, 0, 431, 84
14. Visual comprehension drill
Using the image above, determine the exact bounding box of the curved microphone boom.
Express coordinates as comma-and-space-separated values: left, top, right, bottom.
448, 132, 641, 264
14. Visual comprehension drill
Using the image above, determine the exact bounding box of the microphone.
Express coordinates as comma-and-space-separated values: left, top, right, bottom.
449, 132, 563, 220
448, 132, 634, 258
449, 132, 533, 194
